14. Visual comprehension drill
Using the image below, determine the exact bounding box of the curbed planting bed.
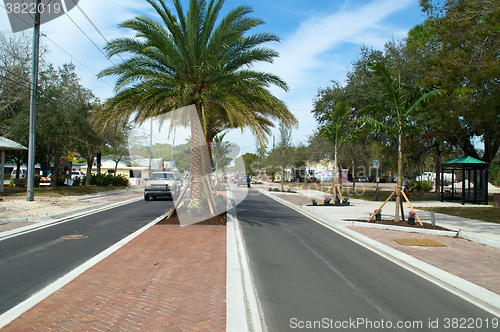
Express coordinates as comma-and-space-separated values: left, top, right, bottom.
157, 207, 227, 226
343, 218, 451, 231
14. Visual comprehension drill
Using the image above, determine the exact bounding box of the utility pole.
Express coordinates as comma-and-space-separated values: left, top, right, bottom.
170, 126, 176, 169
148, 119, 153, 175
27, 0, 41, 201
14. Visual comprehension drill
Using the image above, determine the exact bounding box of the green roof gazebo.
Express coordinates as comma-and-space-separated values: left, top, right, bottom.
440, 156, 489, 205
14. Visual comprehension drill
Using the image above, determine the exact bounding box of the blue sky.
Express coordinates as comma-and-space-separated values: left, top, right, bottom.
0, 0, 426, 155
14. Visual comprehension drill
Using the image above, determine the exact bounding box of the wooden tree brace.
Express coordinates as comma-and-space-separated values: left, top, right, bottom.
367, 190, 396, 223
401, 191, 423, 226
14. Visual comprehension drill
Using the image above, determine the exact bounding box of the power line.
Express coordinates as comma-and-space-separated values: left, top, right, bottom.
42, 34, 114, 89
0, 3, 114, 90
0, 3, 33, 27
0, 73, 32, 91
63, 10, 115, 66
69, 0, 125, 62
1, 67, 32, 85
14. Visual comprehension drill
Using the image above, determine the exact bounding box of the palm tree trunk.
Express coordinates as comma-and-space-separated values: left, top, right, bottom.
395, 131, 402, 222
334, 143, 338, 198
190, 106, 203, 202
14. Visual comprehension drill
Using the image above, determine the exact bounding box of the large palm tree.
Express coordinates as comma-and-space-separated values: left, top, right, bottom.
98, 0, 296, 204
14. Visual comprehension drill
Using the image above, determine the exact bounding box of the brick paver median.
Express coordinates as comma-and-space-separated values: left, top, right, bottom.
4, 225, 226, 331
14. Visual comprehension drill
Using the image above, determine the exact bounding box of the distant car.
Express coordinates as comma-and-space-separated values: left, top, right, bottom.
355, 176, 369, 182
234, 172, 245, 184
237, 175, 250, 187
10, 169, 27, 180
144, 171, 178, 201
71, 170, 84, 180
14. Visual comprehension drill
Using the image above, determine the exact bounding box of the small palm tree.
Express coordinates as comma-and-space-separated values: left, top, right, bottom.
363, 61, 442, 221
98, 0, 296, 206
319, 102, 356, 191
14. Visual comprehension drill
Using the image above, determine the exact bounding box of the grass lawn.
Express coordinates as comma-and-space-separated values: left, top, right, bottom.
280, 182, 440, 201
418, 206, 500, 224
0, 186, 129, 197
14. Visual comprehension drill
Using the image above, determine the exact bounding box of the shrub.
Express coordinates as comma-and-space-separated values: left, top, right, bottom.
187, 198, 200, 209
90, 173, 128, 186
215, 194, 224, 205
57, 176, 66, 186
73, 177, 82, 186
410, 180, 434, 192
421, 180, 434, 192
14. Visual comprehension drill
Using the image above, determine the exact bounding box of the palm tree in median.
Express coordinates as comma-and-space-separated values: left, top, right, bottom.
98, 0, 296, 205
363, 61, 442, 222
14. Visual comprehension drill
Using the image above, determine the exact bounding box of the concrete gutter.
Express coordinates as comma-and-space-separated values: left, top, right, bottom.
226, 190, 264, 332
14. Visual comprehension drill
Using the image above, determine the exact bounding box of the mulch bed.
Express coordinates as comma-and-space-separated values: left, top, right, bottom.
394, 238, 447, 247
343, 218, 451, 231
157, 207, 227, 226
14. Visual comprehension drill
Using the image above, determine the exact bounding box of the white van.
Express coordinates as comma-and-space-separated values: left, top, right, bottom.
10, 168, 27, 180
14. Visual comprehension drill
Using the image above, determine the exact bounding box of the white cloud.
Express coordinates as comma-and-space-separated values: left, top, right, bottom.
251, 0, 416, 150
258, 0, 413, 87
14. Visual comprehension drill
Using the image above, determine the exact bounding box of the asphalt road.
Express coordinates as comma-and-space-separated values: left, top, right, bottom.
0, 197, 173, 315
237, 191, 497, 331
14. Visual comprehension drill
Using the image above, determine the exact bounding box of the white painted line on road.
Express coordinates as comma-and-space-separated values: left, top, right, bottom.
263, 190, 500, 318
0, 196, 143, 241
0, 210, 170, 329
226, 190, 264, 332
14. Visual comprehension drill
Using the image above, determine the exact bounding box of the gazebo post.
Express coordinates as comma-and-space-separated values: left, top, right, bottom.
485, 168, 489, 204
462, 164, 465, 205
1, 150, 4, 193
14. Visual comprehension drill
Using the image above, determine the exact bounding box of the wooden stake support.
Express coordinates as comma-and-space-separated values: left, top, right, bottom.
367, 189, 423, 226
321, 182, 343, 202
401, 191, 423, 226
165, 176, 192, 220
367, 190, 395, 223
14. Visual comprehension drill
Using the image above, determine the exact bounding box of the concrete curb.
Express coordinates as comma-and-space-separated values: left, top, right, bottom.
0, 203, 109, 223
226, 190, 264, 332
262, 190, 500, 317
75, 189, 142, 201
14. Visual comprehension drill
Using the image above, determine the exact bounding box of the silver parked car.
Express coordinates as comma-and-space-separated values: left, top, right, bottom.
144, 171, 179, 201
